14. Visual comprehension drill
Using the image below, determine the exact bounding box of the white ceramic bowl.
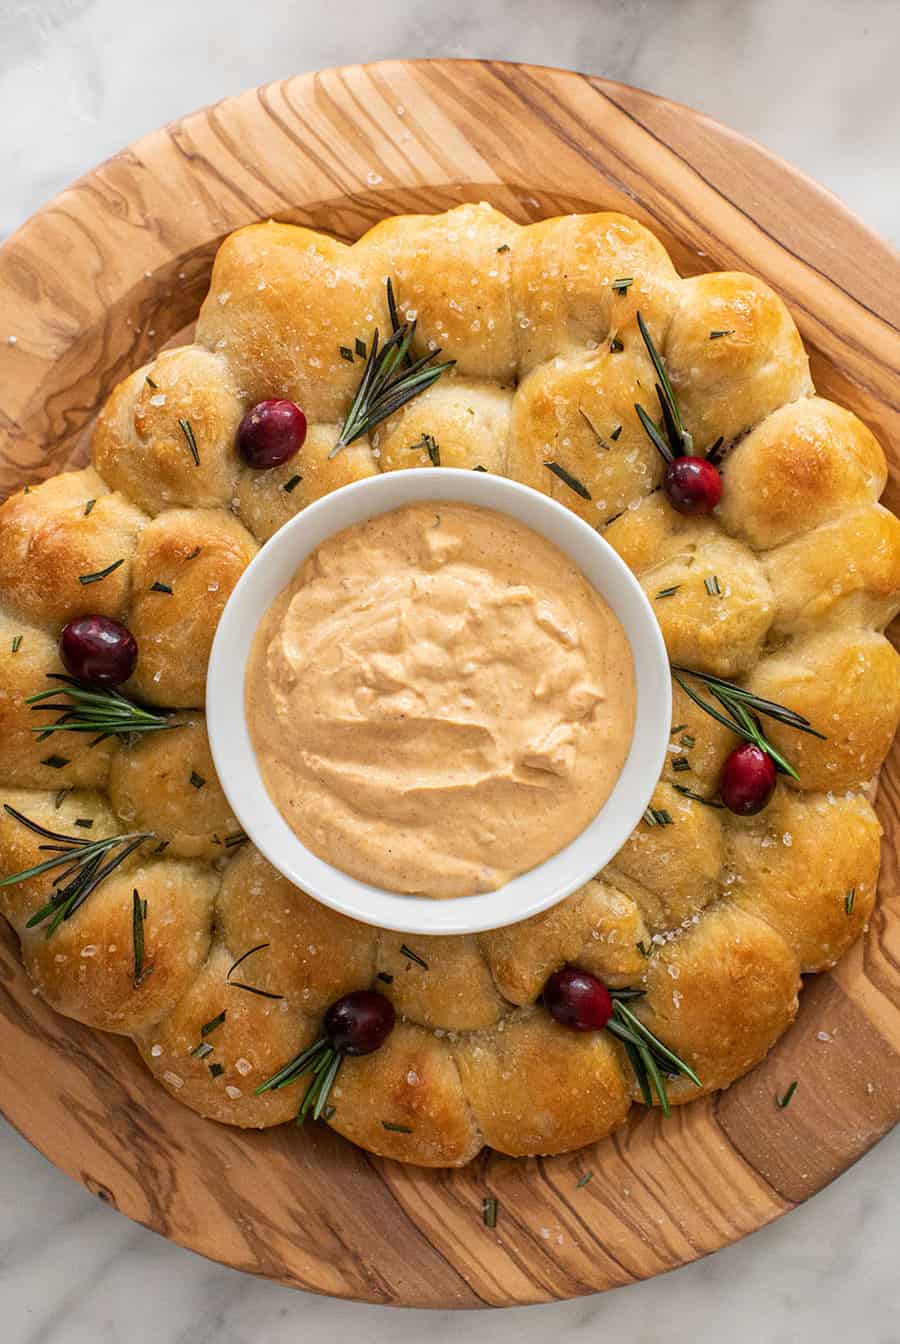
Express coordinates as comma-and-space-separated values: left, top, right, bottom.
207, 469, 671, 935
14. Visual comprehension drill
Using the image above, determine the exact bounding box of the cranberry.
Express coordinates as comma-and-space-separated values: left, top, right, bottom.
59, 615, 137, 687
324, 990, 395, 1056
719, 742, 777, 815
237, 398, 307, 469
664, 455, 722, 515
544, 967, 613, 1032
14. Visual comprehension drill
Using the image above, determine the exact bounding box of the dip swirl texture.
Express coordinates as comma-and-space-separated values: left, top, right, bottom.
247, 501, 636, 897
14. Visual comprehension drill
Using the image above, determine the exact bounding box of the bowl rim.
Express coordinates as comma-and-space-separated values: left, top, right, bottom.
206, 467, 671, 934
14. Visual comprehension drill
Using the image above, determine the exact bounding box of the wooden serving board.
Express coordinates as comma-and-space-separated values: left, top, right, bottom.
1, 59, 899, 1309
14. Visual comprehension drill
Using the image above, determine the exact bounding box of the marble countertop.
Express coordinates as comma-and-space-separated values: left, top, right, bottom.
2, 1, 899, 1340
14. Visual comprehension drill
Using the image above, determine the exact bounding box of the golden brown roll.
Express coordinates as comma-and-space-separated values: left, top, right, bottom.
0, 612, 116, 790
236, 424, 377, 542
508, 348, 662, 526
125, 507, 257, 707
746, 628, 900, 790
605, 782, 725, 931
196, 220, 389, 421
107, 715, 238, 858
479, 879, 648, 1005
372, 375, 512, 476
376, 931, 506, 1031
718, 397, 886, 550
92, 348, 245, 516
726, 789, 880, 971
664, 272, 813, 453
357, 202, 518, 383
634, 902, 800, 1101
22, 856, 216, 1034
330, 1022, 482, 1166
454, 1006, 631, 1155
0, 468, 145, 628
136, 942, 315, 1128
511, 212, 679, 374
216, 844, 377, 1015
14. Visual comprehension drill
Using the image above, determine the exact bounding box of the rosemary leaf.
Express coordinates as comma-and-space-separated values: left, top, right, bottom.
283, 474, 302, 493
189, 771, 206, 789
845, 888, 856, 915
400, 944, 429, 970
381, 1121, 413, 1134
200, 1011, 226, 1038
576, 1171, 594, 1189
78, 558, 124, 586
83, 499, 96, 516
11, 635, 22, 653
178, 417, 200, 466
544, 461, 592, 500
150, 580, 173, 594
656, 585, 680, 599
482, 1196, 498, 1229
776, 1080, 798, 1109
709, 329, 735, 340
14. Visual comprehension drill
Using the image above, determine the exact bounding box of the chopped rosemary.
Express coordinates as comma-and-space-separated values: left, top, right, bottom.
209, 1062, 225, 1078
636, 940, 651, 957
283, 474, 302, 493
191, 1042, 214, 1060
408, 433, 440, 466
671, 757, 691, 772
331, 282, 454, 456
376, 971, 394, 984
381, 1121, 413, 1133
706, 436, 726, 466
776, 1080, 798, 1109
53, 788, 70, 809
679, 734, 695, 748
606, 988, 701, 1115
400, 944, 429, 970
704, 575, 722, 597
845, 888, 856, 915
0, 805, 153, 937
656, 585, 680, 599
609, 337, 624, 353
709, 329, 735, 340
643, 807, 673, 827
544, 461, 592, 500
178, 417, 200, 466
200, 1010, 226, 1038
633, 309, 694, 462
671, 665, 826, 782
11, 635, 22, 653
78, 558, 124, 586
186, 546, 201, 560
576, 1171, 594, 1189
40, 755, 69, 769
150, 580, 173, 594
28, 673, 173, 742
132, 889, 153, 988
339, 346, 354, 362
355, 337, 367, 359
83, 499, 96, 516
482, 1196, 499, 1228
497, 243, 510, 253
473, 464, 488, 472
671, 724, 687, 734
612, 277, 633, 293
223, 830, 247, 848
226, 941, 284, 1000
74, 818, 93, 828
145, 375, 158, 389
610, 424, 623, 441
672, 783, 724, 808
189, 771, 206, 789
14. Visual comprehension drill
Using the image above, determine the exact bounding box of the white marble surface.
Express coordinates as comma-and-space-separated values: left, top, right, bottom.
2, 1, 900, 1340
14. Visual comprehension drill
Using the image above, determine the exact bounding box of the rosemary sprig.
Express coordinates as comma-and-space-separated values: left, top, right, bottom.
255, 1036, 342, 1124
408, 433, 440, 466
0, 805, 153, 937
331, 283, 454, 456
671, 665, 825, 781
605, 988, 701, 1117
27, 674, 173, 743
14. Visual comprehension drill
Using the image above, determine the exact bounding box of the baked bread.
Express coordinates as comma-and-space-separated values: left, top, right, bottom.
1, 203, 898, 1166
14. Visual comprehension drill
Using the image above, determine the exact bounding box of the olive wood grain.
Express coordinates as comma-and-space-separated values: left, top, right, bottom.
0, 59, 898, 1308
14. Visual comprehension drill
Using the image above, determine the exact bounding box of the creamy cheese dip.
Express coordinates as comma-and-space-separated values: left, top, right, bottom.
246, 501, 635, 898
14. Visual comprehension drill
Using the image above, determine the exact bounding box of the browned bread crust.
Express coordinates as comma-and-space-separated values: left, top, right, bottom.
1, 204, 897, 1166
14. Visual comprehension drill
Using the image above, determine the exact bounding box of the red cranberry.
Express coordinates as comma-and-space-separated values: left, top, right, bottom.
59, 615, 137, 687
237, 398, 307, 469
664, 455, 722, 515
719, 743, 777, 815
544, 967, 613, 1032
324, 990, 395, 1056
